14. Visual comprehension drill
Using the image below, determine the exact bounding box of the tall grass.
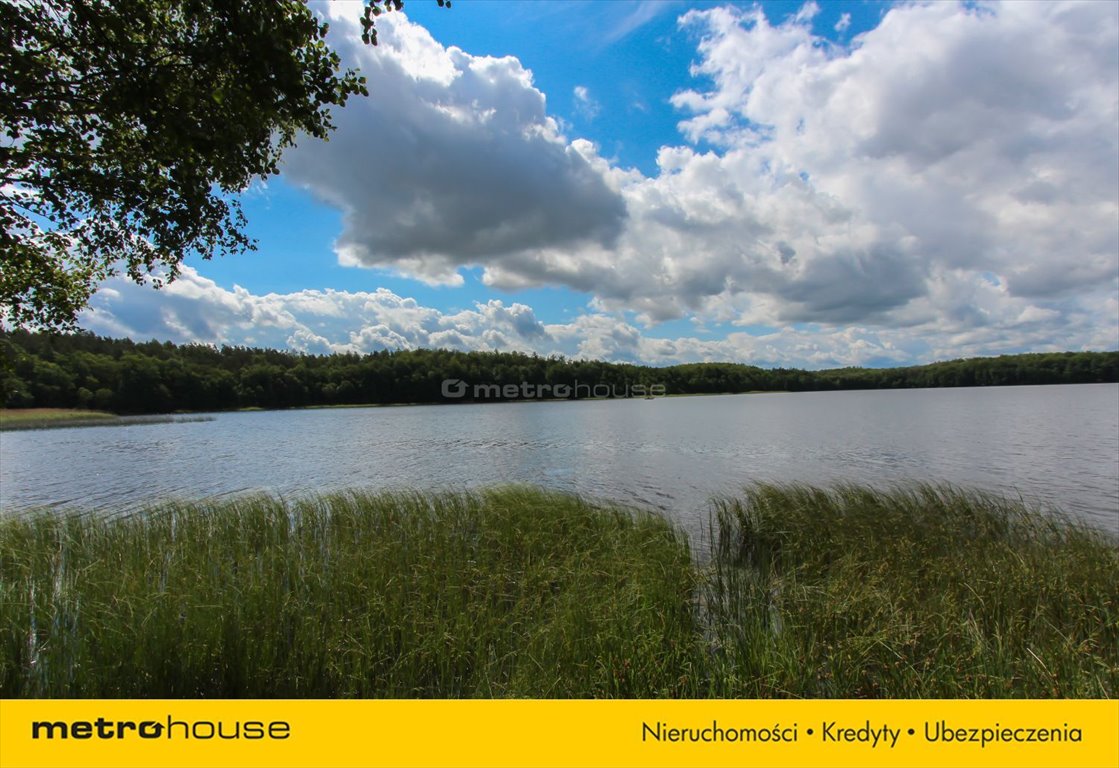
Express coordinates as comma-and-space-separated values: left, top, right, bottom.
1, 484, 1115, 698
703, 484, 1119, 697
0, 488, 699, 697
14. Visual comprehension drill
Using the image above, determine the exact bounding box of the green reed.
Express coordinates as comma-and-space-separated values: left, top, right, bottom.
0, 488, 698, 697
702, 484, 1118, 697
2, 484, 1115, 698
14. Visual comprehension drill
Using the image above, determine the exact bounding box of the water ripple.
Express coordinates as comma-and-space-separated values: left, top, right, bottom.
2, 385, 1117, 539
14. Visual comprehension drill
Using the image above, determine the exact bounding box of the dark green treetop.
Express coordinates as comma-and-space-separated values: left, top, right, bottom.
0, 0, 443, 330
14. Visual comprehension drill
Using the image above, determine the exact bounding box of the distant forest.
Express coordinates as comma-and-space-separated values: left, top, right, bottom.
1, 330, 1116, 415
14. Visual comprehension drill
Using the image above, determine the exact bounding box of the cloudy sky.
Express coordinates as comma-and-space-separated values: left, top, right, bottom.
82, 0, 1119, 369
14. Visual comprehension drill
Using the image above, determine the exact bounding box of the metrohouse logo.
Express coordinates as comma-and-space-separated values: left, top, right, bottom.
31, 716, 290, 741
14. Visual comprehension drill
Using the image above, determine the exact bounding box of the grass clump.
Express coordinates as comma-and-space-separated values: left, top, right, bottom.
703, 484, 1119, 697
0, 488, 699, 697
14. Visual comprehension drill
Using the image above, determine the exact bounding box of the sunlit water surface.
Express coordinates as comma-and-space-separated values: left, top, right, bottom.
3, 384, 1117, 540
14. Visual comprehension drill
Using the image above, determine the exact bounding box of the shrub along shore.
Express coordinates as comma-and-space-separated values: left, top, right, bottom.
1, 485, 1115, 698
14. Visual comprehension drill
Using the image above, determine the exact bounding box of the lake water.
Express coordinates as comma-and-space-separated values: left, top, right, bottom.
2, 384, 1117, 539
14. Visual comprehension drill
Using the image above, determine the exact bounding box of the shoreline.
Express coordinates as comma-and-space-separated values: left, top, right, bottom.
0, 393, 784, 430
0, 408, 212, 431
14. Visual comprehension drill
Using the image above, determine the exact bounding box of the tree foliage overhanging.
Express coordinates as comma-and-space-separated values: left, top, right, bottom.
2, 329, 1116, 414
0, 0, 440, 330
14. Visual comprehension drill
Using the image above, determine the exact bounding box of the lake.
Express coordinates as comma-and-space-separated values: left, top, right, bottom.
2, 384, 1117, 539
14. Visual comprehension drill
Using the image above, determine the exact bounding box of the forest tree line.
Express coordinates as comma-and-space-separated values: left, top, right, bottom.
1, 330, 1116, 415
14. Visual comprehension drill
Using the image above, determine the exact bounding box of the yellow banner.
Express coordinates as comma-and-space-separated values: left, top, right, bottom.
1, 700, 1116, 768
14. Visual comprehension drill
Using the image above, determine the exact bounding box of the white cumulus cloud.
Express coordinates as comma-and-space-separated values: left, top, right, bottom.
78, 1, 1119, 366
484, 0, 1117, 343
80, 264, 1115, 369
279, 8, 627, 285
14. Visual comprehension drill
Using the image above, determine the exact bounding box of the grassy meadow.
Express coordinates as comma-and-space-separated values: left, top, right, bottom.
1, 485, 1115, 698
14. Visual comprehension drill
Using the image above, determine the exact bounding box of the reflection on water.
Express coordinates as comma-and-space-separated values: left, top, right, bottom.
2, 384, 1117, 539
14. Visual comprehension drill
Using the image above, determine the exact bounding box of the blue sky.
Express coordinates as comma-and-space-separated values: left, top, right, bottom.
82, 1, 1119, 369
